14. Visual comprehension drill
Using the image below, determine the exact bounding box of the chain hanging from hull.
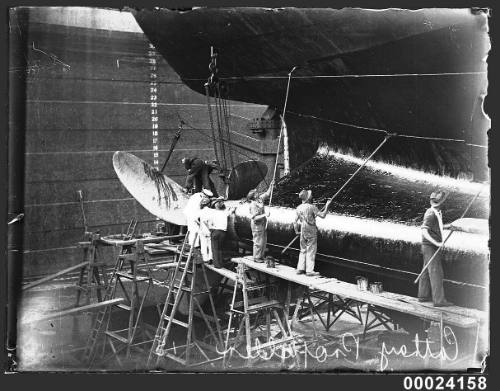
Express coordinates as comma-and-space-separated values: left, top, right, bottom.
204, 46, 234, 183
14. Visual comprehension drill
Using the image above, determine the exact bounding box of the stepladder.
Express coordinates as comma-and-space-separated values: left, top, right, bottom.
148, 232, 224, 369
82, 240, 154, 368
75, 233, 109, 306
75, 221, 137, 306
223, 261, 300, 368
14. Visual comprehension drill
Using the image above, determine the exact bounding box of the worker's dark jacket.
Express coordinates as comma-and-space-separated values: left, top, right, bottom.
185, 157, 205, 175
184, 158, 215, 193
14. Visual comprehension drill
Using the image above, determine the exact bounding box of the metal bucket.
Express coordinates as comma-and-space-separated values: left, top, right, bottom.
369, 282, 383, 294
266, 256, 276, 268
356, 276, 368, 291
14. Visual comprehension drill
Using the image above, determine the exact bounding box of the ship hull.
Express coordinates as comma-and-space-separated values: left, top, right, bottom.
113, 152, 489, 311
133, 7, 490, 178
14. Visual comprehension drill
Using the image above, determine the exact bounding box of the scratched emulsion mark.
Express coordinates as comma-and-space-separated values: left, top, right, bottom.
10, 42, 71, 76
143, 162, 172, 208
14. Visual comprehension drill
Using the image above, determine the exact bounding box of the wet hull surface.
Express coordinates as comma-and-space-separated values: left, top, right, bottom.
112, 152, 489, 310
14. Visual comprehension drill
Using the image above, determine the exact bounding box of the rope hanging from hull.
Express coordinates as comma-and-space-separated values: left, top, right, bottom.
160, 119, 184, 173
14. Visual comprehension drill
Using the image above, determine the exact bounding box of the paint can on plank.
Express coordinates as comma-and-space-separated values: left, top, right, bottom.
356, 276, 368, 291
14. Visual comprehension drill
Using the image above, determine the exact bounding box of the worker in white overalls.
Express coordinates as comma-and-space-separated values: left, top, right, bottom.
247, 180, 274, 262
293, 189, 331, 276
198, 196, 214, 263
184, 188, 213, 248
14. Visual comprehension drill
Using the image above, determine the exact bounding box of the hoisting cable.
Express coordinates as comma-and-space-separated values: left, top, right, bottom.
205, 60, 221, 170
220, 86, 235, 169
413, 184, 487, 284
213, 88, 228, 174
176, 115, 270, 187
215, 84, 233, 172
214, 91, 226, 170
268, 66, 298, 206
205, 46, 237, 182
160, 118, 184, 173
282, 132, 394, 253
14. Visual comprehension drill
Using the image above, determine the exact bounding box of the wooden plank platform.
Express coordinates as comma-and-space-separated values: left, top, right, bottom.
203, 263, 241, 282
232, 256, 486, 329
232, 256, 332, 287
144, 243, 181, 255
99, 234, 185, 247
202, 263, 262, 288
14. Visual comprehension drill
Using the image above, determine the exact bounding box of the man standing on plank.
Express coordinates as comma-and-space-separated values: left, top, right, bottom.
184, 188, 212, 248
418, 190, 453, 307
247, 181, 274, 263
294, 189, 331, 276
198, 196, 213, 263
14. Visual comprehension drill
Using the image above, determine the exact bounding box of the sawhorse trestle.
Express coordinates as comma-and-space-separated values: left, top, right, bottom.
82, 240, 154, 368
292, 288, 364, 333
75, 233, 109, 306
223, 262, 300, 368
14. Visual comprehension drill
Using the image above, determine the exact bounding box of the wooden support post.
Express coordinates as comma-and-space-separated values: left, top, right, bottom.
284, 281, 291, 317
241, 266, 253, 361
223, 280, 239, 368
291, 296, 302, 328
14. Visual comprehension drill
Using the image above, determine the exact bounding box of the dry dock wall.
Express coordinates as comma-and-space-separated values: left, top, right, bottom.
19, 8, 272, 278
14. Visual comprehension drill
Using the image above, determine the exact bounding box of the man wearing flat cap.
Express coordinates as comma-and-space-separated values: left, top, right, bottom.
247, 180, 274, 262
418, 190, 452, 307
294, 189, 331, 276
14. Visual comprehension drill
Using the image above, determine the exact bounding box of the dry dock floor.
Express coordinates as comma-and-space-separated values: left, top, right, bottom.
16, 281, 484, 372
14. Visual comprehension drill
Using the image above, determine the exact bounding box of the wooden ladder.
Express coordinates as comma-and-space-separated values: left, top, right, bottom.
82, 242, 126, 366
82, 240, 153, 368
147, 232, 223, 369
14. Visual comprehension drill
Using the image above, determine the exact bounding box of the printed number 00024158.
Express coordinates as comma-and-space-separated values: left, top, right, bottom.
403, 376, 487, 390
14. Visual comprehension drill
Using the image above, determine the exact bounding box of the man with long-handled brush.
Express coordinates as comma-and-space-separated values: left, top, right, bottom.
294, 189, 331, 277
247, 180, 274, 262
418, 190, 453, 307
